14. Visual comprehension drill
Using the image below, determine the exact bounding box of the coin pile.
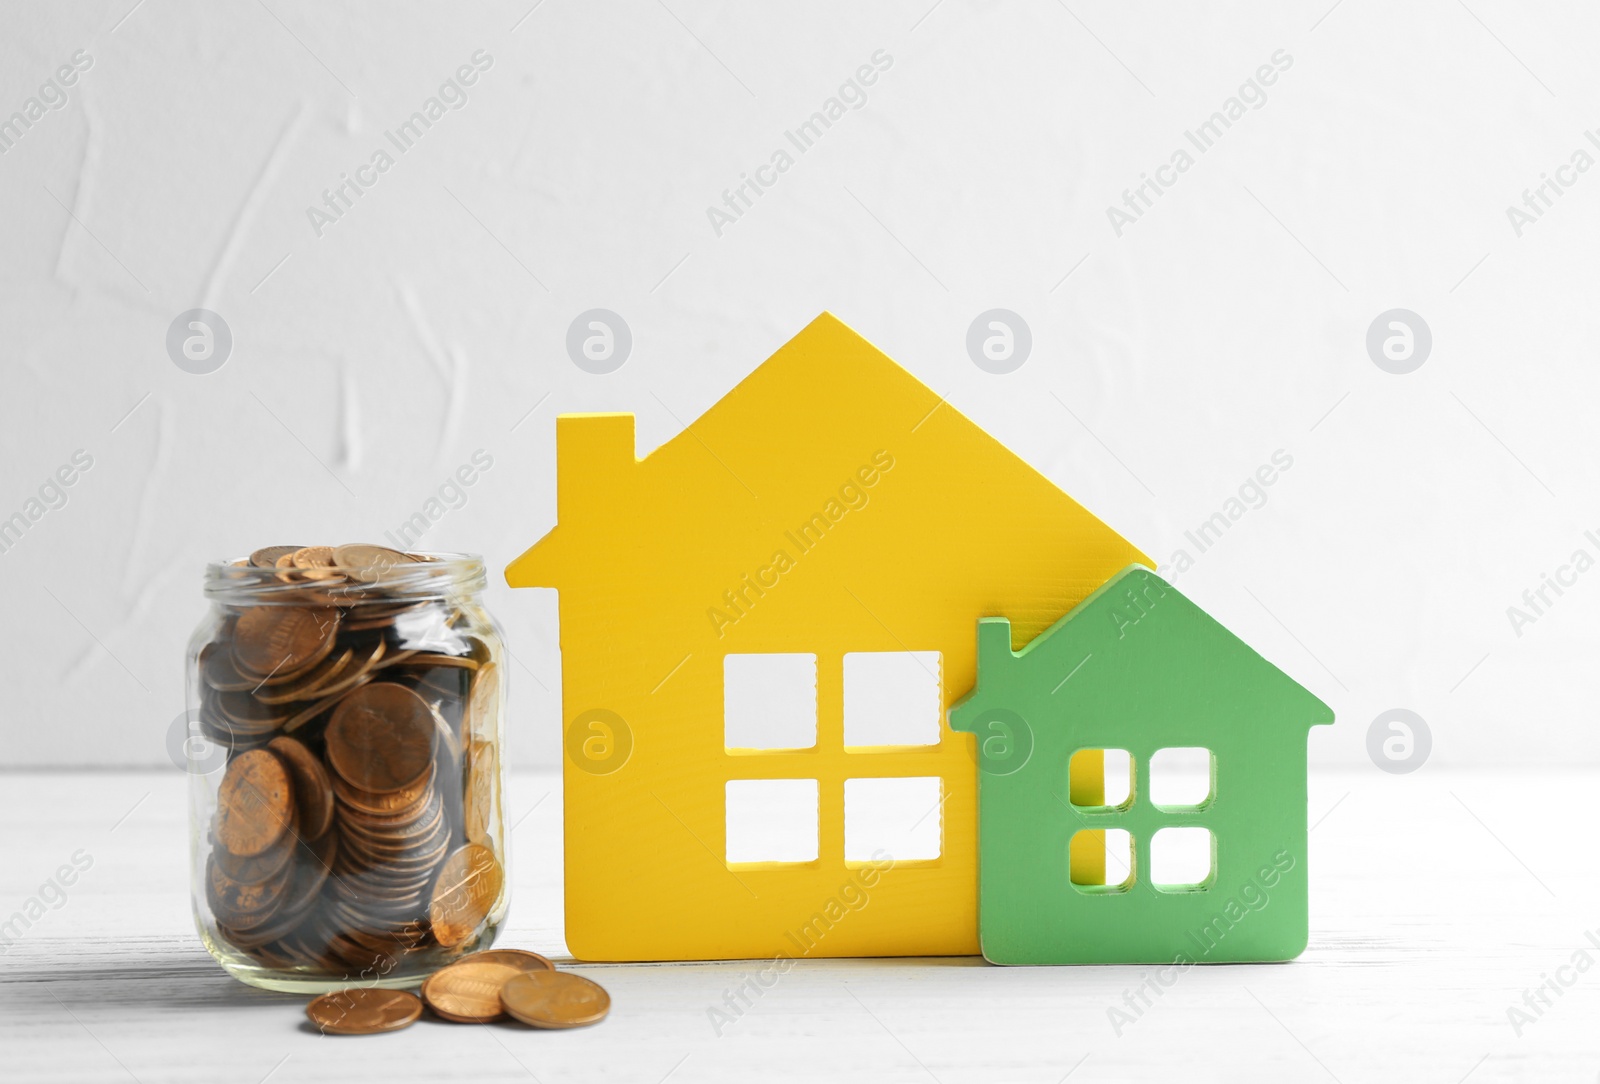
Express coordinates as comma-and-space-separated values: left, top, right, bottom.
305, 949, 612, 1034
199, 544, 505, 980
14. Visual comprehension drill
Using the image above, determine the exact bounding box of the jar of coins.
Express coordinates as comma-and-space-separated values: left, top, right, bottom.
185, 545, 510, 993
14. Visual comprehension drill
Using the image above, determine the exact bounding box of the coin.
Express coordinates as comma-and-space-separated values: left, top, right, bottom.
213, 818, 297, 884
421, 958, 525, 1023
233, 606, 338, 677
208, 853, 291, 916
465, 948, 555, 972
295, 546, 347, 582
249, 545, 303, 568
305, 988, 423, 1035
326, 683, 436, 794
333, 543, 417, 584
267, 736, 336, 840
253, 648, 354, 705
199, 643, 255, 692
500, 971, 610, 1029
464, 739, 497, 846
332, 771, 433, 817
428, 843, 503, 948
215, 749, 293, 857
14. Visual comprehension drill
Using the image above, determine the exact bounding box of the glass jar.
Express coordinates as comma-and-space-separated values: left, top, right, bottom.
182, 548, 509, 993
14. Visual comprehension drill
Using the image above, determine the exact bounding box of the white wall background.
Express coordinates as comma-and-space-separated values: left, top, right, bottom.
2, 0, 1596, 770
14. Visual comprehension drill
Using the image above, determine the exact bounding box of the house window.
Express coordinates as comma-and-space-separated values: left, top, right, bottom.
724, 653, 817, 751
721, 651, 945, 866
725, 779, 819, 863
844, 777, 942, 861
1067, 748, 1133, 809
843, 651, 941, 747
1151, 826, 1215, 890
1067, 748, 1218, 894
1149, 747, 1213, 808
1069, 828, 1133, 892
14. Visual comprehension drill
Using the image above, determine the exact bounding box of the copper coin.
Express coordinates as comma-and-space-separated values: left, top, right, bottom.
254, 648, 354, 705
223, 833, 337, 948
333, 772, 433, 817
402, 653, 479, 671
249, 545, 303, 568
463, 739, 497, 846
207, 854, 291, 916
500, 971, 610, 1029
465, 663, 499, 741
305, 988, 422, 1035
291, 545, 342, 581
421, 958, 524, 1023
199, 643, 255, 692
215, 749, 294, 857
326, 683, 436, 794
333, 543, 418, 584
213, 819, 297, 884
213, 690, 288, 731
430, 699, 461, 770
465, 948, 555, 973
428, 843, 503, 948
280, 649, 384, 733
233, 606, 338, 677
266, 736, 336, 840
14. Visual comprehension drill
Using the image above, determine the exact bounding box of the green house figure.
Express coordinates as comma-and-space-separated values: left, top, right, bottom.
948, 566, 1334, 965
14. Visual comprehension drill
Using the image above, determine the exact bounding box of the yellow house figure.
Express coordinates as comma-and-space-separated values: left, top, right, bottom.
507, 313, 1149, 961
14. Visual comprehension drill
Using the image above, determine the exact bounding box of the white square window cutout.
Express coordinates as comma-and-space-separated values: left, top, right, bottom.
724, 653, 817, 750
1149, 747, 1213, 807
844, 776, 942, 862
1151, 826, 1214, 889
843, 651, 942, 748
725, 779, 819, 864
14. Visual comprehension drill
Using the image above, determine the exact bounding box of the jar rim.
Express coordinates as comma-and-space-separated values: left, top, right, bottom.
203, 550, 487, 604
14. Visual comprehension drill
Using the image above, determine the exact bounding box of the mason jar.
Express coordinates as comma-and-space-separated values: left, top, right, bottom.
181, 546, 509, 992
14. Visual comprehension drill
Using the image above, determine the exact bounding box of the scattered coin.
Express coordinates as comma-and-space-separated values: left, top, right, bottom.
468, 948, 555, 973
305, 988, 423, 1035
500, 970, 611, 1029
421, 957, 526, 1023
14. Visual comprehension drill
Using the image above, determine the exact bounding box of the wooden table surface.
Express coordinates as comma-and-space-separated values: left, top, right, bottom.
1, 768, 1594, 1083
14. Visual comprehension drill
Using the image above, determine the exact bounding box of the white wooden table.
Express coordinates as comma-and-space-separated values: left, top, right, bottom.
2, 768, 1594, 1083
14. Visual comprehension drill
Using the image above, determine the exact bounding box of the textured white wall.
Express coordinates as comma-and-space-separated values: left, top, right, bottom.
2, 0, 1596, 770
